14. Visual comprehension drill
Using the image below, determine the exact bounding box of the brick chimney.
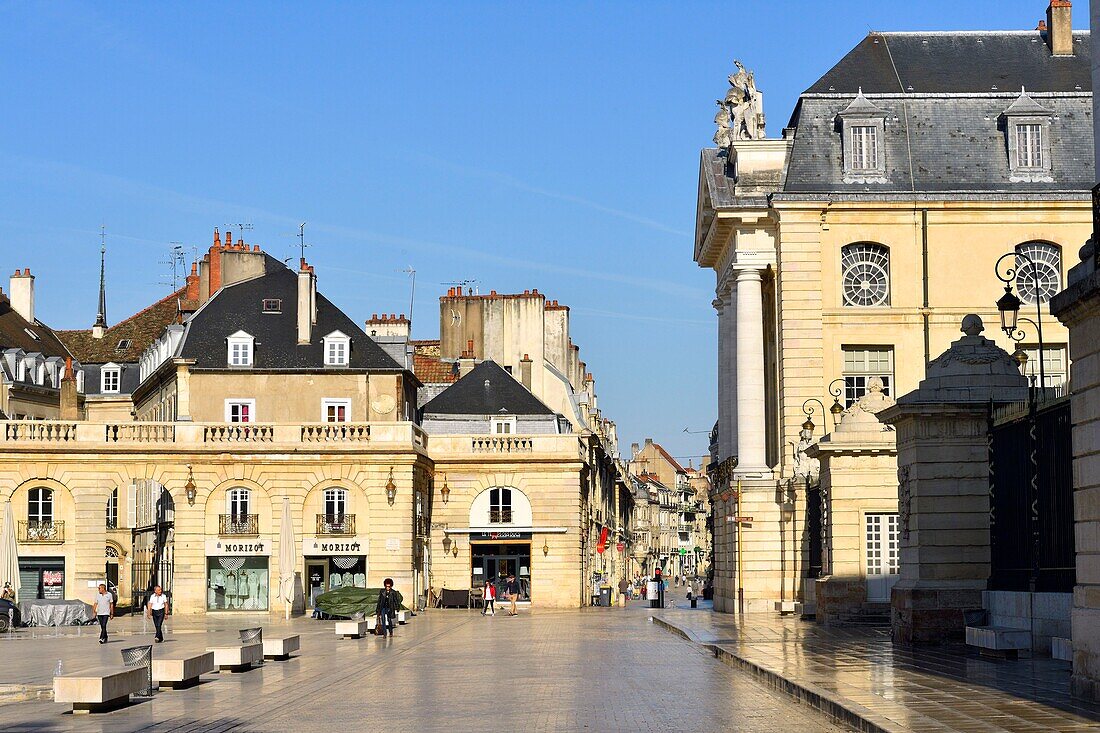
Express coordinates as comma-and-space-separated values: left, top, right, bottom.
9, 268, 34, 323
519, 353, 533, 390
458, 339, 476, 377
59, 357, 79, 420
297, 258, 315, 345
1046, 0, 1073, 56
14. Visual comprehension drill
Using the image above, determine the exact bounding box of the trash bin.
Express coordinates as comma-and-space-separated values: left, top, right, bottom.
647, 581, 659, 609
599, 586, 612, 607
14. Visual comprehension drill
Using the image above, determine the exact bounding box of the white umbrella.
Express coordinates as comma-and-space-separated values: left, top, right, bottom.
0, 501, 20, 603
278, 497, 295, 620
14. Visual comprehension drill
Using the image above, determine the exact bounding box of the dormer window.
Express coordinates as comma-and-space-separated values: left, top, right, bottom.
262, 298, 282, 313
101, 363, 121, 394
227, 331, 254, 367
323, 331, 350, 367
1003, 88, 1053, 183
116, 339, 131, 352
837, 89, 888, 184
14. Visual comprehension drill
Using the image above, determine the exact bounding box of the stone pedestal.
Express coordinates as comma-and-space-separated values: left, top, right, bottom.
807, 379, 897, 625
879, 316, 1027, 645
1051, 248, 1100, 700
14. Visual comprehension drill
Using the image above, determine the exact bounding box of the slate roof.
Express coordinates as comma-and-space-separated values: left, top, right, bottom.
57, 288, 192, 364
804, 32, 1091, 95
0, 293, 72, 360
420, 360, 553, 416
178, 265, 403, 371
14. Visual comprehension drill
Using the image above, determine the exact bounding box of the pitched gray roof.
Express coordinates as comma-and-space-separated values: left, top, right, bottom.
804, 32, 1091, 95
420, 360, 553, 416
179, 263, 403, 371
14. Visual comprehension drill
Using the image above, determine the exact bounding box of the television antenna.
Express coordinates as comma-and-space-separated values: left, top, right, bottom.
297, 222, 310, 261
159, 243, 188, 290
442, 279, 480, 295
228, 222, 254, 237
400, 266, 416, 334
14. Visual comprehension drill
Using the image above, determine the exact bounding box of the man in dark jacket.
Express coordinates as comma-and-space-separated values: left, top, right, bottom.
375, 578, 400, 637
504, 574, 520, 616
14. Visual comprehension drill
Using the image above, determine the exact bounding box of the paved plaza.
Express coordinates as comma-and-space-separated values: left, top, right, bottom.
655, 609, 1100, 733
0, 602, 845, 733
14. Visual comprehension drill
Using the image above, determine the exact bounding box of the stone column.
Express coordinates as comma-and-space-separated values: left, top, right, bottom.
734, 268, 768, 474
714, 282, 738, 462
879, 315, 1027, 644
1052, 246, 1100, 700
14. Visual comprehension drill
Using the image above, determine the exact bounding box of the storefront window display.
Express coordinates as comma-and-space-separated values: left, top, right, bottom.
207, 557, 269, 611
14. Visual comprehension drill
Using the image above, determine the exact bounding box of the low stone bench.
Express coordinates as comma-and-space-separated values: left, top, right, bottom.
54, 665, 145, 714
965, 625, 1031, 658
152, 651, 214, 689
263, 634, 300, 660
207, 642, 264, 672
335, 620, 368, 639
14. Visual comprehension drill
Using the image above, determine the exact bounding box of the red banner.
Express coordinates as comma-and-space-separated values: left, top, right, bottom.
596, 526, 609, 554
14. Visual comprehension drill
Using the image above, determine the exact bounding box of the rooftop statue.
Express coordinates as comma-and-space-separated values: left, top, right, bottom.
715, 59, 766, 146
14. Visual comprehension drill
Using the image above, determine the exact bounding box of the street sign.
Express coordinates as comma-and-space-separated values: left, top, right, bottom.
733, 516, 754, 523
615, 542, 625, 552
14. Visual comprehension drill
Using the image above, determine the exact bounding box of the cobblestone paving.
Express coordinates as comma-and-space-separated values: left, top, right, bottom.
655, 607, 1100, 733
0, 604, 846, 733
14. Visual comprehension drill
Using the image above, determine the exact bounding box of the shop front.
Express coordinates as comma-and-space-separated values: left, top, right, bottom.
302, 536, 369, 609
19, 557, 65, 600
205, 539, 270, 611
470, 532, 531, 602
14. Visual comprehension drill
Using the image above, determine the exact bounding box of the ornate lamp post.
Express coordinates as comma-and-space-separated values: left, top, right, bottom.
800, 399, 828, 438
995, 250, 1047, 388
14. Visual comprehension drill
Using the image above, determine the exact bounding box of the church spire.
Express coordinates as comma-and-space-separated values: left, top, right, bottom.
93, 226, 107, 338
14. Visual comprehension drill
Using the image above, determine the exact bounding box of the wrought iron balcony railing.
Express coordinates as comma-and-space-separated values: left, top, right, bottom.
316, 513, 356, 536
219, 514, 259, 536
19, 520, 64, 543
489, 509, 513, 524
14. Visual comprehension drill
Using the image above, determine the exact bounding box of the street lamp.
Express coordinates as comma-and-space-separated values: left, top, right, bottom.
995, 249, 1047, 388
385, 468, 397, 506
439, 473, 450, 504
800, 399, 827, 438
828, 378, 847, 425
184, 464, 197, 506
1005, 316, 1042, 380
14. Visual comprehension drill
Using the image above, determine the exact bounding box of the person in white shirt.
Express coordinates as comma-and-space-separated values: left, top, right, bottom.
93, 583, 114, 644
146, 585, 169, 643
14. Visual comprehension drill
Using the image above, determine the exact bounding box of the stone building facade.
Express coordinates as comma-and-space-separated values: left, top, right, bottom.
696, 5, 1092, 613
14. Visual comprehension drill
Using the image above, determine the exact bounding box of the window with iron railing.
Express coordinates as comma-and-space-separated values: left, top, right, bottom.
219, 514, 259, 536
489, 487, 512, 524
316, 513, 355, 536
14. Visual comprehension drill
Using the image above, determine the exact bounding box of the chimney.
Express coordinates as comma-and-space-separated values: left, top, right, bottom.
519, 353, 533, 390
185, 262, 200, 301
9, 268, 34, 323
644, 437, 653, 445
631, 442, 640, 458
59, 357, 79, 420
297, 260, 314, 345
1046, 0, 1073, 56
458, 339, 476, 377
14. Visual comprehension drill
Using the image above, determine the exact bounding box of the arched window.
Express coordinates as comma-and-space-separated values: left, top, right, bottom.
106, 488, 118, 529
841, 243, 891, 307
324, 488, 348, 518
1014, 242, 1062, 305
226, 488, 251, 518
28, 488, 53, 524
490, 488, 513, 524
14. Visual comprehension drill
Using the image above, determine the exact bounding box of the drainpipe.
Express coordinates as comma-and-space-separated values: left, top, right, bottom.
921, 209, 931, 366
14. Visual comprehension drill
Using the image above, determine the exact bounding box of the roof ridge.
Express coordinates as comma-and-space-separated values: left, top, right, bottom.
56, 286, 187, 337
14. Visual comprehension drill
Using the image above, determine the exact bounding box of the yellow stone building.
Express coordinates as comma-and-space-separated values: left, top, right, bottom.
697, 9, 1092, 613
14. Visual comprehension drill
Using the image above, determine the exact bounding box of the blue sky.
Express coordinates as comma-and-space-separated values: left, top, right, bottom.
0, 0, 1057, 461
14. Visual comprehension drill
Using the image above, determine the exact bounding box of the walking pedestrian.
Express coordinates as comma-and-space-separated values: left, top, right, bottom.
617, 576, 630, 608
146, 585, 169, 643
93, 583, 114, 644
504, 573, 520, 616
375, 578, 400, 637
482, 579, 496, 616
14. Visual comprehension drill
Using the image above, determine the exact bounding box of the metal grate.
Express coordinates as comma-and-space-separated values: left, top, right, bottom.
121, 645, 154, 696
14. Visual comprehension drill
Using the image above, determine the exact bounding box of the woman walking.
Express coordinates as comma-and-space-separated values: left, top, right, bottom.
482, 579, 496, 616
375, 578, 400, 637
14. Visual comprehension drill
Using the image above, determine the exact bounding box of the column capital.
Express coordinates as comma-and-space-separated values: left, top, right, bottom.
734, 267, 765, 283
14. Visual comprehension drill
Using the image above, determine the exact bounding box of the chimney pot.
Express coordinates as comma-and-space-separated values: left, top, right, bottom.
225, 231, 233, 247
1046, 0, 1073, 56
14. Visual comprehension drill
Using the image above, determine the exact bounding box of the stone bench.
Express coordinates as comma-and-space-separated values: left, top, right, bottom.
207, 642, 264, 672
263, 634, 300, 660
965, 625, 1031, 657
152, 651, 214, 689
335, 620, 369, 639
54, 665, 145, 714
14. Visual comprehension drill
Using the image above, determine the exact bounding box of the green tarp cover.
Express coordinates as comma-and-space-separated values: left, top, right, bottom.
314, 586, 404, 618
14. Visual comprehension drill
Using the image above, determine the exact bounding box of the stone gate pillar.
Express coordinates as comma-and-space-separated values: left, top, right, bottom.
879, 315, 1027, 644
1051, 245, 1100, 700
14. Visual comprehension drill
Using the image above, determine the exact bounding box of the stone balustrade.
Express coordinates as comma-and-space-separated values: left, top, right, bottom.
0, 420, 428, 453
